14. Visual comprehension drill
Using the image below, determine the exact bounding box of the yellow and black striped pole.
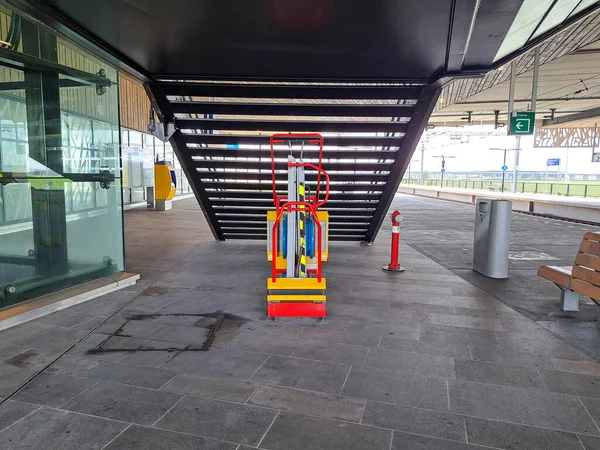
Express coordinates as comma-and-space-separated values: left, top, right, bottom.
298, 182, 307, 277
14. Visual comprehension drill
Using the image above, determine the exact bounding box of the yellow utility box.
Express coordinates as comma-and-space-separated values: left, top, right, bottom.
154, 161, 176, 210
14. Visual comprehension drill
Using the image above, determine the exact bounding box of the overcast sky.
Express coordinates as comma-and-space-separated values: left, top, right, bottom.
412, 126, 600, 175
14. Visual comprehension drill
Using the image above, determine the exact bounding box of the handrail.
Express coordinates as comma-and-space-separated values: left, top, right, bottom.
289, 162, 330, 209
272, 201, 322, 283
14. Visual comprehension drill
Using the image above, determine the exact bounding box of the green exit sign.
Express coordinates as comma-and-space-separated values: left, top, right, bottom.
509, 112, 535, 135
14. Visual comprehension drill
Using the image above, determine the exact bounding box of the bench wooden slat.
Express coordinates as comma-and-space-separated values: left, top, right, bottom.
570, 279, 600, 300
571, 265, 600, 287
584, 232, 600, 242
575, 252, 600, 272
538, 265, 570, 288
579, 239, 600, 257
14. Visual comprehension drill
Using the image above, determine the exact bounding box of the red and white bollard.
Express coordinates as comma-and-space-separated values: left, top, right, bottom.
382, 210, 405, 272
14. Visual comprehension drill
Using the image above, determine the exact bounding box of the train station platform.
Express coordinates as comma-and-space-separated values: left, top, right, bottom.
0, 198, 598, 449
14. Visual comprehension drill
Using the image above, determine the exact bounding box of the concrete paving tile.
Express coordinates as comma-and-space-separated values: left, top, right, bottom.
104, 425, 237, 450
115, 342, 182, 367
292, 340, 369, 366
495, 332, 590, 360
449, 380, 599, 434
98, 317, 168, 339
539, 369, 600, 399
73, 316, 107, 331
470, 346, 555, 369
579, 434, 600, 450
148, 323, 212, 346
251, 355, 350, 395
391, 431, 493, 449
45, 355, 100, 376
346, 320, 420, 340
4, 349, 61, 372
210, 330, 241, 348
465, 416, 584, 450
155, 395, 277, 447
13, 373, 96, 407
0, 407, 126, 450
0, 401, 39, 432
0, 363, 36, 398
362, 401, 466, 442
415, 295, 501, 311
10, 324, 88, 353
248, 384, 365, 422
379, 336, 471, 360
580, 397, 600, 425
0, 343, 29, 362
162, 349, 269, 380
420, 324, 499, 348
61, 381, 183, 425
37, 310, 99, 329
80, 360, 177, 389
160, 373, 258, 402
551, 358, 600, 377
327, 304, 373, 318
219, 320, 303, 339
66, 333, 131, 361
367, 308, 427, 324
296, 328, 380, 348
228, 333, 300, 356
425, 313, 504, 331
455, 360, 546, 389
365, 348, 456, 378
260, 411, 392, 450
341, 366, 449, 411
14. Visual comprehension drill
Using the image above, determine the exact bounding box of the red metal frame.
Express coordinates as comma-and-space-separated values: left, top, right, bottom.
269, 133, 325, 210
271, 201, 323, 282
268, 302, 326, 317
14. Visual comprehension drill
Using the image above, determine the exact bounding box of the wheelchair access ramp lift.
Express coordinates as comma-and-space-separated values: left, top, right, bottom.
267, 134, 330, 317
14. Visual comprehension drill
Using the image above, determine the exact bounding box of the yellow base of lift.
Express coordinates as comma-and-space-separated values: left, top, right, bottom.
267, 277, 327, 317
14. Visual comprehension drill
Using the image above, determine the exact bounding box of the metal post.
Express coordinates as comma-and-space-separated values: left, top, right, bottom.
420, 143, 425, 185
556, 161, 560, 195
382, 211, 404, 272
508, 60, 516, 132
512, 136, 520, 193
286, 155, 297, 278
545, 166, 548, 194
501, 150, 506, 193
531, 47, 540, 113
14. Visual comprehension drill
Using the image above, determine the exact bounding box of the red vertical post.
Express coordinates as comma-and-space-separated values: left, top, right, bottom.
382, 210, 405, 273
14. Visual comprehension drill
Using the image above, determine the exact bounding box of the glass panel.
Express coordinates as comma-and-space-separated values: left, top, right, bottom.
0, 8, 124, 308
533, 0, 581, 38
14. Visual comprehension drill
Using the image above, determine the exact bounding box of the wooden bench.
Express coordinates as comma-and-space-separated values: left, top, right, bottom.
538, 232, 600, 321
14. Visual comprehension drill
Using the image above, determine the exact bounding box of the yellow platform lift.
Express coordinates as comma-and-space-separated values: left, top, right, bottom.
266, 133, 330, 317
154, 159, 177, 210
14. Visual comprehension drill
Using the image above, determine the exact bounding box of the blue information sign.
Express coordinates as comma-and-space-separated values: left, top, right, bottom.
226, 144, 239, 149
501, 165, 508, 171
547, 158, 560, 167
440, 168, 446, 173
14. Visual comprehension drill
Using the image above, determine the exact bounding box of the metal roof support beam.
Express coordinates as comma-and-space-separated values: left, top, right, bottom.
145, 82, 224, 240
162, 82, 424, 100
182, 134, 403, 148
364, 84, 442, 243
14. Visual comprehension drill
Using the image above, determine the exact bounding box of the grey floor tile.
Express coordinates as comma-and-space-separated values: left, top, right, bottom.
579, 434, 600, 450
162, 348, 269, 380
116, 343, 181, 368
551, 358, 600, 378
250, 355, 350, 395
296, 328, 380, 347
0, 343, 29, 361
0, 363, 36, 398
581, 397, 600, 424
104, 425, 237, 449
155, 395, 277, 447
465, 416, 584, 450
148, 324, 213, 346
470, 346, 555, 369
449, 380, 599, 434
362, 401, 466, 442
11, 325, 88, 353
365, 348, 455, 379
67, 333, 132, 362
420, 324, 499, 348
45, 355, 100, 376
425, 313, 504, 331
4, 349, 61, 372
455, 360, 545, 389
341, 366, 449, 411
379, 336, 472, 360
292, 340, 369, 366
0, 407, 126, 450
260, 411, 392, 450
540, 369, 600, 399
496, 332, 590, 360
0, 401, 39, 432
61, 381, 182, 425
80, 360, 177, 389
98, 318, 168, 340
346, 320, 420, 340
13, 373, 96, 407
248, 384, 365, 422
392, 431, 490, 449
160, 373, 258, 402
228, 333, 300, 356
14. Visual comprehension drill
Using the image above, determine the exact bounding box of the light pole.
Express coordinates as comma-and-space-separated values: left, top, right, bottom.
490, 147, 519, 193
432, 155, 455, 188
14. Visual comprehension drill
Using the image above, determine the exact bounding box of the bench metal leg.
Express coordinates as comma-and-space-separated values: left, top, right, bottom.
558, 286, 580, 312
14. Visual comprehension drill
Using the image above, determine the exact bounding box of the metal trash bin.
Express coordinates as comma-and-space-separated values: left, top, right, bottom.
472, 198, 511, 279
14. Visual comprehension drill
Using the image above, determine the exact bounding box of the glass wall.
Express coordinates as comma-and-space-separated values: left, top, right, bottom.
0, 6, 124, 307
